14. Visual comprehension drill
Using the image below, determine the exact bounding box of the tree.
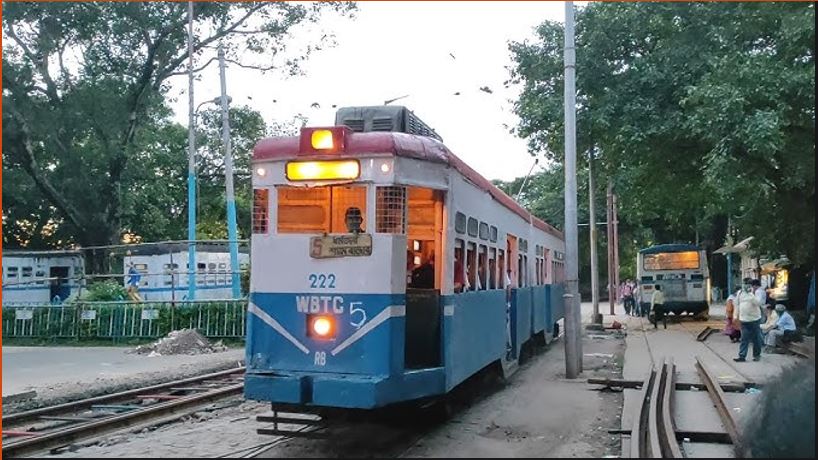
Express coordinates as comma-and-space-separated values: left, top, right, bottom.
2, 1, 354, 269
508, 2, 814, 275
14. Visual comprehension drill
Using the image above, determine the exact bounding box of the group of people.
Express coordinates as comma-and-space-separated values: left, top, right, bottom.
724, 277, 798, 362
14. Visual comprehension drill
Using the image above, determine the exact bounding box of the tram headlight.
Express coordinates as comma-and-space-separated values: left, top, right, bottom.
308, 315, 336, 339
311, 129, 334, 150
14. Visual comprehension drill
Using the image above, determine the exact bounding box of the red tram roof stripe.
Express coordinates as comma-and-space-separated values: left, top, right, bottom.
253, 131, 564, 240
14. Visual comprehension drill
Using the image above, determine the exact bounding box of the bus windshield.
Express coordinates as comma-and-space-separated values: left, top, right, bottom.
643, 251, 699, 271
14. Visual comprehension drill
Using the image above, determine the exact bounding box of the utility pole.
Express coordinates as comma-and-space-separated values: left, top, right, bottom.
218, 44, 241, 299
562, 1, 582, 379
589, 149, 601, 325
606, 180, 613, 315
612, 192, 620, 301
186, 0, 197, 301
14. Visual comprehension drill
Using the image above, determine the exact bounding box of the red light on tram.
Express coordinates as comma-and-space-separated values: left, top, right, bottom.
299, 126, 351, 155
307, 314, 336, 339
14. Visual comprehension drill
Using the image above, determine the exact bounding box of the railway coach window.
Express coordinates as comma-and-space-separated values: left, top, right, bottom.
376, 186, 406, 234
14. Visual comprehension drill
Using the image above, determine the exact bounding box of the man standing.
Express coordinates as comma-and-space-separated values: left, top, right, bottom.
734, 278, 764, 362
622, 279, 635, 316
651, 284, 666, 329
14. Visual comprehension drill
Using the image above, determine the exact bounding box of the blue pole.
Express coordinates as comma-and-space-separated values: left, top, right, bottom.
726, 253, 732, 298
186, 1, 197, 301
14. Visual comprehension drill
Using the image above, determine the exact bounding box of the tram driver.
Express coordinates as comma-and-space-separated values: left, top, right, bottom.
344, 207, 363, 234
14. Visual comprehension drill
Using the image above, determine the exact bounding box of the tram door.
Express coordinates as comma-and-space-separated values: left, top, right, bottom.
404, 187, 444, 369
49, 266, 70, 302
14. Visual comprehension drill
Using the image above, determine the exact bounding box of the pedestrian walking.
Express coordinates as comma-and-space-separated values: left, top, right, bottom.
651, 284, 666, 329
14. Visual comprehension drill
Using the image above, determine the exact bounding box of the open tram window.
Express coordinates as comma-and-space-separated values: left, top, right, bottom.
376, 186, 406, 234
518, 255, 525, 287
489, 248, 497, 289
453, 239, 465, 293
497, 250, 505, 288
478, 245, 488, 291
467, 242, 477, 291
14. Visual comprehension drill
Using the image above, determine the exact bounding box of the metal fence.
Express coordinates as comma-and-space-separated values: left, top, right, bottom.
2, 300, 247, 340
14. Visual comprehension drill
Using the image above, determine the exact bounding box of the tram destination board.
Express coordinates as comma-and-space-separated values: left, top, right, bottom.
310, 233, 373, 258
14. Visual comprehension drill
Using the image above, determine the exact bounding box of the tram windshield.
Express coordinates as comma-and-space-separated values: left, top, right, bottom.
277, 185, 368, 234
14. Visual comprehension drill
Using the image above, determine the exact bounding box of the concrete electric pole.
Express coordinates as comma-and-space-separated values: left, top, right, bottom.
563, 1, 582, 379
186, 0, 197, 301
589, 150, 601, 325
217, 44, 242, 299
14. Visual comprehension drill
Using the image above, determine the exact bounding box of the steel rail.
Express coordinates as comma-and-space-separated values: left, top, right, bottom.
2, 382, 243, 458
695, 356, 740, 449
628, 367, 656, 458
657, 361, 683, 458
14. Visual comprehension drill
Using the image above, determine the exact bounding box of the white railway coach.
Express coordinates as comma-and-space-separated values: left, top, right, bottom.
2, 250, 85, 305
245, 106, 566, 411
122, 242, 249, 301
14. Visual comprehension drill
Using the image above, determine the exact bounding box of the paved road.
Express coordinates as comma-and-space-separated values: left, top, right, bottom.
2, 346, 244, 397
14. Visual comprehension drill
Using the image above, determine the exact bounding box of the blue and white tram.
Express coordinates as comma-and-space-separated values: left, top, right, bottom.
123, 243, 250, 301
2, 250, 85, 305
245, 106, 566, 410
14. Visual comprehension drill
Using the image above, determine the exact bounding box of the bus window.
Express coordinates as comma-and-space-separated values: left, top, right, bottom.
376, 186, 406, 234
489, 248, 497, 289
467, 242, 477, 291
454, 239, 465, 293
478, 245, 488, 291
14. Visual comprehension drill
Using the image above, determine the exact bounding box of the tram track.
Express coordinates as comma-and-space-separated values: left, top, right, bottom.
2, 367, 246, 458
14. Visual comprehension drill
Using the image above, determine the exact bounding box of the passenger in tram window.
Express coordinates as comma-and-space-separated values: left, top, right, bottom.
406, 250, 415, 285
454, 259, 465, 293
411, 253, 435, 289
344, 207, 363, 234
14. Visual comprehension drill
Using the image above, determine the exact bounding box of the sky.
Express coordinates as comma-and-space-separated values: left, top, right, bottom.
168, 1, 567, 182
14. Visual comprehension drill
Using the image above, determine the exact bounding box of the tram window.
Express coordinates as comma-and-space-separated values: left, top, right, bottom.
467, 218, 478, 237
517, 255, 525, 287
489, 248, 497, 289
277, 187, 329, 233
467, 242, 477, 291
479, 222, 489, 240
453, 239, 465, 293
22, 267, 32, 278
5, 266, 18, 280
536, 258, 541, 285
35, 270, 46, 285
455, 212, 466, 234
253, 189, 269, 234
498, 250, 505, 288
376, 186, 406, 234
490, 226, 498, 243
478, 245, 488, 290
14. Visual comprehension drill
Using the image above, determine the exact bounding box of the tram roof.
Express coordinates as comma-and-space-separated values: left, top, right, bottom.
254, 131, 563, 240
639, 244, 701, 255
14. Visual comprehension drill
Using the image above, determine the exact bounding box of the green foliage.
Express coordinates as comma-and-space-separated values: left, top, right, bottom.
2, 1, 354, 258
508, 2, 815, 267
82, 280, 127, 302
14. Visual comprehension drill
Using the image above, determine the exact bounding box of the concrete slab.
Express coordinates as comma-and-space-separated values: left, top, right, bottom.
682, 442, 735, 458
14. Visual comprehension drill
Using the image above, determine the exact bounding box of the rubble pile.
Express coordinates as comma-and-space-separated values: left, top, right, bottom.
131, 329, 228, 356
